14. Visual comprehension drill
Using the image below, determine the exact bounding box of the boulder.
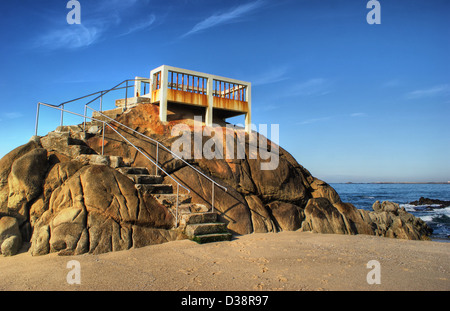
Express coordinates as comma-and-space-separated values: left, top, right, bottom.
301, 198, 349, 234
30, 164, 177, 256
266, 201, 304, 231
1, 236, 22, 256
0, 141, 41, 211
6, 148, 48, 223
367, 201, 432, 240
244, 195, 276, 233
408, 197, 450, 208
0, 216, 22, 256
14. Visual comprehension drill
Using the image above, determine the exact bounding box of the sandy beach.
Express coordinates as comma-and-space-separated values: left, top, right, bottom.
0, 231, 449, 291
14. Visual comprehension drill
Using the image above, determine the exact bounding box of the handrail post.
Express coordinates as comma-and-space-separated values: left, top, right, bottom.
211, 183, 215, 213
60, 104, 64, 127
102, 122, 105, 155
34, 103, 40, 136
125, 80, 128, 110
176, 184, 179, 228
156, 143, 159, 176
100, 91, 103, 112
83, 104, 87, 132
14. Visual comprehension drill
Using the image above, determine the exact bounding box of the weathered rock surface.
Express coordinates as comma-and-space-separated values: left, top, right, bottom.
0, 103, 434, 256
0, 216, 23, 256
408, 197, 450, 208
30, 164, 181, 256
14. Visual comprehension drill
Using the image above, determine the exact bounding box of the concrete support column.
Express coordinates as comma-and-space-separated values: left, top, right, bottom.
206, 77, 213, 127
245, 84, 252, 133
159, 66, 168, 123
134, 77, 141, 97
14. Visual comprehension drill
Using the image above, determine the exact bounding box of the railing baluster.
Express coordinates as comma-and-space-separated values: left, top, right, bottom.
187, 74, 189, 92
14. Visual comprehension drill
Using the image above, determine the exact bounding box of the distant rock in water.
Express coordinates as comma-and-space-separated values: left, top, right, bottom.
0, 104, 434, 256
408, 197, 450, 209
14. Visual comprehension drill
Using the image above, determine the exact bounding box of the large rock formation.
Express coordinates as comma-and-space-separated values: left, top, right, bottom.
0, 103, 432, 256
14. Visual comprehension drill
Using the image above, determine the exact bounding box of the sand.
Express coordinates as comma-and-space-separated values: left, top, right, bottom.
0, 231, 449, 291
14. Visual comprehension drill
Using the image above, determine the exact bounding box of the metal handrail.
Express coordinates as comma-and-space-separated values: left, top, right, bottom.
46, 78, 150, 129
58, 78, 150, 107
35, 102, 188, 226
85, 106, 228, 212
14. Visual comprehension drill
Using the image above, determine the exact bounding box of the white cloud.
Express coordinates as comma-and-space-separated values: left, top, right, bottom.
297, 112, 367, 125
297, 116, 333, 125
3, 112, 24, 119
290, 78, 332, 97
252, 66, 289, 86
182, 0, 265, 37
34, 0, 153, 50
350, 112, 367, 117
406, 84, 450, 99
119, 14, 156, 37
37, 24, 102, 50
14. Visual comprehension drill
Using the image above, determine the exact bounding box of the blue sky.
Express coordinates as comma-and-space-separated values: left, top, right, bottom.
0, 0, 449, 182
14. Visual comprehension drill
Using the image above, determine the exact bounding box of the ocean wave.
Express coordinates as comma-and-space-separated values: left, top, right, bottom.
400, 204, 417, 212
420, 215, 434, 222
400, 203, 447, 212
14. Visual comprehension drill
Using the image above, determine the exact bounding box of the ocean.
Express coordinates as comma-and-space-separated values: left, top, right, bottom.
330, 183, 450, 242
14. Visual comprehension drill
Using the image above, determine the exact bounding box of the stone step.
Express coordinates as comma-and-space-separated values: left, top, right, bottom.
153, 193, 192, 206
92, 108, 124, 122
135, 184, 173, 194
190, 233, 232, 244
117, 167, 150, 175
185, 222, 228, 237
76, 154, 124, 168
56, 125, 84, 133
181, 212, 217, 225
41, 132, 95, 158
127, 174, 164, 184
54, 125, 94, 141
115, 96, 151, 108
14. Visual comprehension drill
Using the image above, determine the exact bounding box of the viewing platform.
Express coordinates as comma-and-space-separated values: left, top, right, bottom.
116, 65, 252, 132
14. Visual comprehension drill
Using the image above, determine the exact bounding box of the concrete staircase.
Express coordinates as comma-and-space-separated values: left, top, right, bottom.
181, 212, 232, 244
116, 165, 232, 244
